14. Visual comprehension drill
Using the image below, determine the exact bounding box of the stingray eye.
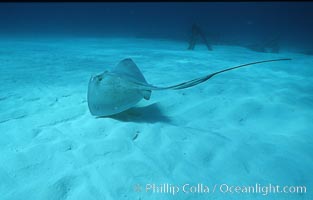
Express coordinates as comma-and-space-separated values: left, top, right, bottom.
98, 77, 103, 81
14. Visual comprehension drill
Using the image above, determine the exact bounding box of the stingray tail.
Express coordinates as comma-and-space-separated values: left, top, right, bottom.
156, 58, 291, 90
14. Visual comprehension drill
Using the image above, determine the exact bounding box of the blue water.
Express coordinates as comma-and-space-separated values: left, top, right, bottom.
1, 2, 313, 46
0, 2, 312, 200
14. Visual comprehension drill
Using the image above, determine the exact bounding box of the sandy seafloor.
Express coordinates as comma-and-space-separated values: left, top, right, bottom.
0, 37, 312, 200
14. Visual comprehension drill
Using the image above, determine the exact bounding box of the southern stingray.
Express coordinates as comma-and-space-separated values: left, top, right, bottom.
87, 58, 291, 117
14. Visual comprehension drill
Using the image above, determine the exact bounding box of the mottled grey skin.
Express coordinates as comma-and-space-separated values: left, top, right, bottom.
88, 71, 146, 117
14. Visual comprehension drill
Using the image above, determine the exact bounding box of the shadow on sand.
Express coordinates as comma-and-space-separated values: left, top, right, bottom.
98, 103, 171, 123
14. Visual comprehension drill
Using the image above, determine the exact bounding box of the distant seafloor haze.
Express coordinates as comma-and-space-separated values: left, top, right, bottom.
0, 2, 313, 47
0, 2, 312, 200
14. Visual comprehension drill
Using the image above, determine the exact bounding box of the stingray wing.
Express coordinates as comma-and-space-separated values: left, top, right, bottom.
111, 58, 187, 91
112, 58, 154, 100
113, 58, 149, 84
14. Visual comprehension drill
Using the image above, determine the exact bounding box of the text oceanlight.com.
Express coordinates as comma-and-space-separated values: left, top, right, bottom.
134, 183, 307, 196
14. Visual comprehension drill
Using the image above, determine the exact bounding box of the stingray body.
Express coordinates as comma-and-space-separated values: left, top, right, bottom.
88, 59, 152, 116
87, 58, 290, 117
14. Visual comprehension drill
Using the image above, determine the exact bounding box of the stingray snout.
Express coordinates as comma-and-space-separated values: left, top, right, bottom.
91, 70, 111, 82
90, 74, 103, 83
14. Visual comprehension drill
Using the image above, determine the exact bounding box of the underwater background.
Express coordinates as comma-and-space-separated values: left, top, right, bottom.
1, 2, 313, 49
0, 2, 312, 200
